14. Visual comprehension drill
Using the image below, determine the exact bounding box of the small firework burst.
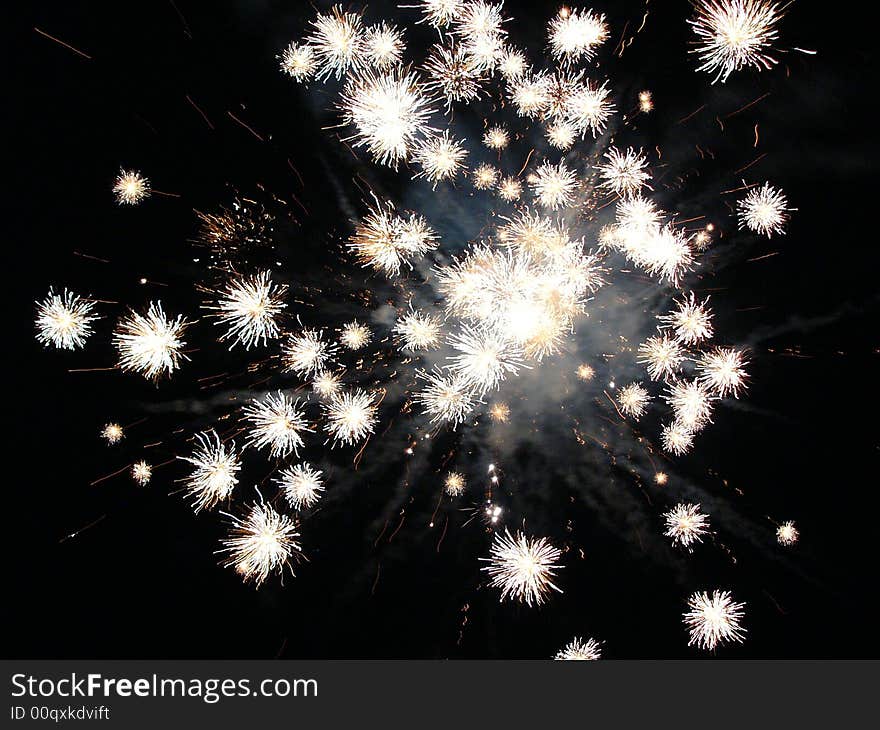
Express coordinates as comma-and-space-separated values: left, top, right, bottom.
423, 42, 484, 109
684, 589, 746, 651
131, 460, 152, 486
554, 637, 603, 660
530, 160, 578, 210
307, 5, 365, 80
576, 363, 595, 381
481, 528, 563, 607
638, 334, 686, 381
617, 382, 650, 419
616, 195, 663, 231
364, 22, 405, 68
339, 68, 437, 168
113, 302, 190, 381
279, 42, 316, 82
413, 130, 469, 186
660, 293, 714, 345
179, 431, 241, 512
597, 147, 651, 196
472, 163, 500, 190
207, 270, 287, 350
444, 471, 466, 496
416, 0, 464, 28
565, 80, 614, 137
489, 401, 510, 423
697, 347, 749, 398
483, 125, 510, 150
393, 307, 442, 351
654, 471, 669, 485
35, 289, 98, 350
661, 422, 695, 456
323, 389, 379, 446
339, 321, 372, 350
348, 202, 438, 275
548, 8, 608, 64
665, 379, 715, 432
498, 47, 529, 79
638, 89, 654, 112
508, 73, 551, 118
776, 520, 799, 546
101, 423, 124, 445
283, 329, 338, 377
312, 370, 343, 398
663, 503, 711, 548
545, 121, 576, 150
497, 176, 523, 201
276, 463, 325, 510
112, 169, 150, 205
243, 391, 312, 458
414, 368, 478, 427
453, 0, 507, 38
220, 500, 301, 587
447, 325, 524, 393
689, 0, 783, 83
736, 182, 791, 237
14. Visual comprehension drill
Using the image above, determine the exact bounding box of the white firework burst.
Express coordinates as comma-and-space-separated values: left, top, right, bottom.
776, 520, 799, 546
530, 160, 578, 210
423, 42, 484, 110
208, 270, 287, 350
472, 163, 500, 190
508, 73, 550, 118
113, 302, 190, 381
665, 379, 715, 432
393, 307, 442, 351
663, 503, 711, 548
179, 431, 241, 512
564, 79, 614, 137
415, 0, 464, 28
113, 169, 150, 205
447, 325, 524, 393
684, 589, 746, 650
414, 368, 478, 427
638, 334, 686, 380
339, 321, 372, 350
276, 463, 325, 510
444, 471, 466, 496
661, 421, 695, 456
736, 182, 791, 237
498, 47, 529, 79
312, 370, 343, 398
35, 288, 98, 350
279, 42, 316, 82
689, 0, 783, 83
220, 500, 301, 587
282, 329, 338, 376
339, 68, 437, 168
554, 637, 603, 660
413, 130, 469, 186
660, 293, 714, 345
101, 423, 124, 445
616, 195, 663, 231
307, 6, 365, 80
617, 382, 650, 419
548, 8, 608, 64
323, 389, 379, 446
497, 176, 523, 201
545, 121, 576, 150
481, 528, 563, 607
364, 22, 405, 68
576, 363, 595, 381
696, 347, 748, 398
483, 125, 510, 150
243, 391, 312, 458
131, 460, 152, 486
597, 147, 651, 196
349, 201, 438, 275
638, 89, 654, 112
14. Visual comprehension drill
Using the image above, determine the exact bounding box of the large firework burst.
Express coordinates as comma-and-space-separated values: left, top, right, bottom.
683, 589, 747, 650
35, 289, 98, 350
481, 529, 563, 607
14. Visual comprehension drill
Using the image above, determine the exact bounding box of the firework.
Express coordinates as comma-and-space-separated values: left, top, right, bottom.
415, 0, 464, 28
576, 363, 595, 381
393, 307, 442, 352
447, 324, 524, 393
665, 379, 715, 432
282, 328, 338, 377
339, 321, 372, 350
453, 1, 508, 70
489, 401, 510, 422
776, 520, 799, 546
616, 195, 663, 231
35, 289, 98, 350
113, 302, 190, 381
697, 347, 748, 398
276, 463, 325, 510
481, 528, 563, 607
220, 500, 301, 587
564, 79, 614, 137
279, 42, 316, 82
660, 293, 714, 345
307, 6, 365, 80
413, 130, 469, 186
617, 383, 650, 419
207, 271, 287, 350
312, 370, 343, 398
112, 169, 150, 205
554, 637, 603, 660
545, 121, 576, 150
131, 460, 152, 486
339, 68, 437, 168
530, 160, 578, 210
638, 334, 686, 381
684, 590, 747, 650
323, 389, 379, 446
349, 202, 438, 275
243, 391, 312, 458
737, 182, 791, 237
638, 89, 654, 112
688, 0, 783, 83
444, 471, 466, 496
661, 422, 695, 456
508, 73, 550, 118
472, 163, 500, 189
101, 423, 124, 445
548, 8, 608, 64
415, 368, 478, 427
663, 503, 710, 548
179, 431, 241, 512
423, 42, 484, 109
498, 47, 529, 79
597, 147, 651, 196
364, 22, 405, 68
654, 471, 668, 485
483, 125, 510, 150
497, 176, 523, 201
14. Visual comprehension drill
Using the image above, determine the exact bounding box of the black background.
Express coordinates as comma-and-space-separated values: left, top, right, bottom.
7, 1, 879, 658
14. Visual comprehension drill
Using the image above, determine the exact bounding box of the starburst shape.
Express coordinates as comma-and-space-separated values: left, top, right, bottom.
683, 589, 746, 650
481, 528, 563, 606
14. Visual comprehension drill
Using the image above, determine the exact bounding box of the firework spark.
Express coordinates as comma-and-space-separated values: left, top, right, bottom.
564, 80, 614, 137
113, 302, 190, 381
661, 422, 695, 456
415, 0, 464, 28
312, 370, 343, 398
323, 389, 379, 446
638, 334, 686, 381
243, 391, 312, 458
444, 471, 466, 496
276, 463, 325, 510
414, 368, 478, 427
423, 42, 484, 109
684, 589, 747, 650
597, 147, 651, 196
472, 163, 500, 189
220, 499, 301, 587
35, 289, 98, 350
481, 528, 563, 607
364, 22, 406, 68
131, 460, 152, 486
617, 382, 650, 419
530, 160, 578, 210
307, 6, 365, 80
179, 431, 241, 512
497, 176, 523, 201
393, 307, 442, 351
447, 324, 524, 393
279, 42, 317, 82
737, 182, 791, 237
413, 130, 469, 186
554, 636, 602, 660
665, 379, 715, 432
776, 520, 799, 546
207, 271, 287, 350
483, 125, 510, 150
660, 293, 714, 345
663, 503, 711, 548
113, 169, 150, 205
339, 321, 372, 350
101, 423, 124, 445
283, 328, 338, 376
576, 363, 595, 381
697, 347, 749, 398
548, 8, 608, 64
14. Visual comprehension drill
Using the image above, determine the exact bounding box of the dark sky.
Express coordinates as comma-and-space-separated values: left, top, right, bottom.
7, 1, 879, 658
